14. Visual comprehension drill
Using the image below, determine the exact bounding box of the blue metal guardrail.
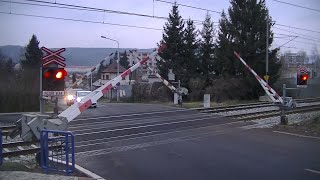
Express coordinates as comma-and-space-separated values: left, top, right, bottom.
0, 129, 2, 165
40, 129, 75, 175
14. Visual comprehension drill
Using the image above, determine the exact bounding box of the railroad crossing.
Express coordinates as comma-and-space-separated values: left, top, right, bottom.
1, 47, 319, 179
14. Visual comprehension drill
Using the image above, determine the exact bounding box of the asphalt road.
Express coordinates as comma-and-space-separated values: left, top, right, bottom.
67, 103, 320, 180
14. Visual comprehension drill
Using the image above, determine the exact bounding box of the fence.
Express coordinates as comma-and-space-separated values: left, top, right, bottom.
40, 129, 75, 175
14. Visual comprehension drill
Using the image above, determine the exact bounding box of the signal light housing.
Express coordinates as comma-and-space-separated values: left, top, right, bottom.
297, 74, 308, 87
42, 67, 67, 91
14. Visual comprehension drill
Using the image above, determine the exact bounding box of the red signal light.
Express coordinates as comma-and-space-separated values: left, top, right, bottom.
302, 75, 308, 81
43, 71, 51, 79
43, 69, 54, 79
56, 71, 63, 79
55, 69, 67, 79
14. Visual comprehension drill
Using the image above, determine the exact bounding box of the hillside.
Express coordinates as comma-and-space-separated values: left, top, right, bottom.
0, 45, 154, 66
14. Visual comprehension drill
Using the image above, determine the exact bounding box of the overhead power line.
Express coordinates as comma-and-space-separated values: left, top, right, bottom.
154, 0, 221, 14
274, 33, 299, 37
1, 1, 318, 48
275, 24, 320, 34
0, 11, 163, 30
277, 36, 298, 48
273, 27, 320, 41
292, 40, 318, 46
281, 46, 314, 51
155, 0, 320, 34
0, 0, 205, 24
3, 0, 319, 35
1, 11, 314, 44
270, 0, 320, 13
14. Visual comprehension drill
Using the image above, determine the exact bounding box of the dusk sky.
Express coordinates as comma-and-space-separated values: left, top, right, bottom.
0, 0, 319, 54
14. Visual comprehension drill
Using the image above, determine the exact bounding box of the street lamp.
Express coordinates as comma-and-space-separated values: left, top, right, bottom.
87, 59, 93, 91
101, 36, 120, 102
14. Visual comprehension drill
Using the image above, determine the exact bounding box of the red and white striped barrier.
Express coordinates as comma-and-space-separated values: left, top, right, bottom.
234, 51, 283, 104
59, 44, 166, 122
297, 65, 308, 75
66, 53, 114, 91
148, 67, 178, 92
128, 50, 179, 94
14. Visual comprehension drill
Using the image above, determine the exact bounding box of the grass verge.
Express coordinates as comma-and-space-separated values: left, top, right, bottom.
182, 99, 260, 108
97, 98, 260, 109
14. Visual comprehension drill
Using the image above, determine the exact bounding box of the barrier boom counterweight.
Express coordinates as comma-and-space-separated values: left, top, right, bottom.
12, 44, 166, 142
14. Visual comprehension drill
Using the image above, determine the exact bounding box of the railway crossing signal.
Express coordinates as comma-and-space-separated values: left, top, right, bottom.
297, 74, 308, 87
297, 65, 308, 88
41, 47, 67, 95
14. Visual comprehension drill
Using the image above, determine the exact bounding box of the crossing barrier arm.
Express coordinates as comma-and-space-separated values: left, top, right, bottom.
66, 53, 114, 91
14, 44, 166, 142
59, 44, 166, 122
234, 51, 283, 104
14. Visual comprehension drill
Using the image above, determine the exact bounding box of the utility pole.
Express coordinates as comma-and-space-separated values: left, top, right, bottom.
265, 10, 269, 84
117, 47, 120, 102
40, 66, 44, 114
101, 36, 120, 102
90, 73, 93, 91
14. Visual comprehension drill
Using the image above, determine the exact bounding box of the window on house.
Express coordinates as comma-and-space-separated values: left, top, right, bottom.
106, 75, 109, 80
102, 75, 105, 80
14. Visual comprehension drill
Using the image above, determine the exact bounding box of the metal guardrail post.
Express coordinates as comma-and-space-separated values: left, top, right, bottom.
0, 129, 2, 165
71, 133, 75, 173
40, 130, 44, 168
65, 133, 69, 176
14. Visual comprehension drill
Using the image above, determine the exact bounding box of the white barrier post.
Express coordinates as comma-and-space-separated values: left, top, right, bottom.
204, 94, 210, 108
174, 93, 179, 105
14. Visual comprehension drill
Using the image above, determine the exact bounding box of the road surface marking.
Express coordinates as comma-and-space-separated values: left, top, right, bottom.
273, 131, 320, 140
304, 168, 320, 174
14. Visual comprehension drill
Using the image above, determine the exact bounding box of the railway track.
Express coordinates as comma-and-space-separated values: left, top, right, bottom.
1, 140, 40, 158
1, 139, 64, 159
1, 97, 320, 158
227, 104, 320, 121
196, 97, 320, 113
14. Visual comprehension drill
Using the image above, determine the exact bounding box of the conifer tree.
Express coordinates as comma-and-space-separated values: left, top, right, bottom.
199, 13, 215, 86
157, 3, 185, 82
214, 0, 281, 98
182, 18, 200, 87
